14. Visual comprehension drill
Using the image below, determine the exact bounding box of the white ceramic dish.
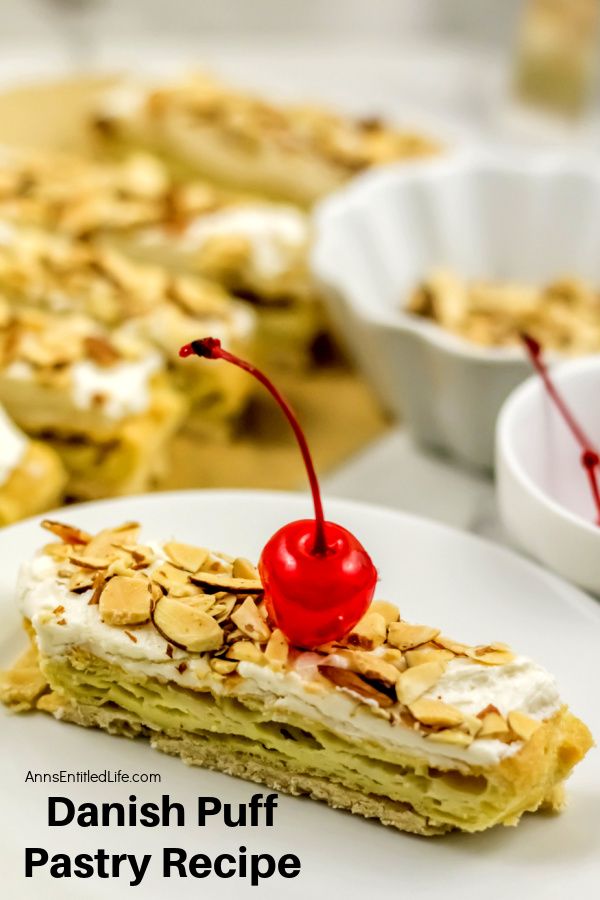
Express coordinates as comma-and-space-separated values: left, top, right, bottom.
312, 153, 600, 469
497, 357, 600, 594
1, 489, 598, 898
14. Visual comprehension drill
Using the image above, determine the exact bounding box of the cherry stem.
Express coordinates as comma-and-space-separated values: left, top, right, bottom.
521, 333, 600, 526
179, 337, 329, 554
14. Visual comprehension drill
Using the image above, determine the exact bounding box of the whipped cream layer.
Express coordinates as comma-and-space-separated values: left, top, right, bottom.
19, 550, 561, 769
180, 205, 308, 278
0, 405, 28, 485
70, 353, 162, 419
6, 353, 162, 420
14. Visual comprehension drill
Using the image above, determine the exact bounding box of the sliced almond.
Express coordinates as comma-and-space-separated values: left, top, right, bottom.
113, 543, 155, 570
190, 571, 263, 594
342, 650, 399, 687
345, 611, 387, 650
226, 640, 263, 663
265, 629, 289, 667
387, 622, 440, 651
409, 698, 465, 727
164, 541, 209, 573
319, 665, 394, 708
41, 520, 91, 545
99, 575, 152, 626
466, 644, 516, 666
478, 711, 510, 739
435, 635, 471, 655
151, 595, 223, 652
370, 600, 400, 624
507, 710, 542, 741
69, 554, 110, 571
396, 660, 447, 706
211, 593, 237, 623
426, 728, 473, 747
43, 542, 72, 562
232, 557, 260, 580
68, 570, 96, 594
152, 562, 191, 592
210, 658, 238, 675
83, 523, 141, 560
231, 597, 271, 643
405, 646, 454, 667
88, 572, 106, 606
379, 648, 407, 672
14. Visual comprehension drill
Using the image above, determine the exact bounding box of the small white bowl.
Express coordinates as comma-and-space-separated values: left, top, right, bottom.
311, 153, 600, 468
497, 356, 600, 593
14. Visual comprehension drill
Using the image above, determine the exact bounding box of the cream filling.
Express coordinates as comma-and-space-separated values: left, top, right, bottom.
0, 405, 28, 485
178, 205, 308, 279
70, 353, 162, 419
18, 551, 562, 770
5, 353, 161, 420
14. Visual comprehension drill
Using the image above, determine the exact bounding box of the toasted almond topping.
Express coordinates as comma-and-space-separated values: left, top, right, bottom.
67, 570, 96, 594
152, 596, 223, 652
164, 541, 209, 573
226, 640, 263, 663
52, 605, 65, 616
405, 646, 454, 667
387, 622, 440, 651
99, 575, 152, 626
232, 557, 260, 580
319, 664, 395, 707
88, 572, 106, 605
409, 698, 465, 727
43, 542, 72, 562
83, 523, 140, 559
435, 635, 472, 655
478, 711, 510, 738
176, 661, 188, 674
395, 660, 447, 705
41, 520, 91, 545
211, 593, 237, 622
379, 648, 407, 672
151, 562, 192, 591
466, 645, 516, 666
477, 703, 501, 719
264, 629, 289, 667
68, 555, 108, 570
341, 650, 400, 687
56, 618, 67, 626
190, 571, 263, 594
426, 728, 473, 747
460, 714, 483, 737
507, 710, 542, 741
113, 543, 155, 569
210, 658, 238, 675
345, 611, 387, 650
231, 597, 271, 643
370, 600, 400, 624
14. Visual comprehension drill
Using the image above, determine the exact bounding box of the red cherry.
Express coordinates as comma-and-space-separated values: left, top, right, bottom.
179, 337, 378, 647
522, 333, 600, 526
259, 519, 376, 648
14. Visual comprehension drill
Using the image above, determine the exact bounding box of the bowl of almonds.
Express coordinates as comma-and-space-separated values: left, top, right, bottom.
312, 153, 600, 468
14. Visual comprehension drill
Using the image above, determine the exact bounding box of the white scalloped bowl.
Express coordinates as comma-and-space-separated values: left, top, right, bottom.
497, 356, 600, 593
311, 154, 600, 469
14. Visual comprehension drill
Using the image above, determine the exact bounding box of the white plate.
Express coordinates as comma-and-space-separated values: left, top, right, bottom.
1, 490, 598, 899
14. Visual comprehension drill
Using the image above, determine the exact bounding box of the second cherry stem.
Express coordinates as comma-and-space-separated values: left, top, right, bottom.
522, 334, 600, 525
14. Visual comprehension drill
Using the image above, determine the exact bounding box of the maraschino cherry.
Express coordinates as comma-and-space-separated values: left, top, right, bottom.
179, 337, 378, 647
522, 333, 600, 525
